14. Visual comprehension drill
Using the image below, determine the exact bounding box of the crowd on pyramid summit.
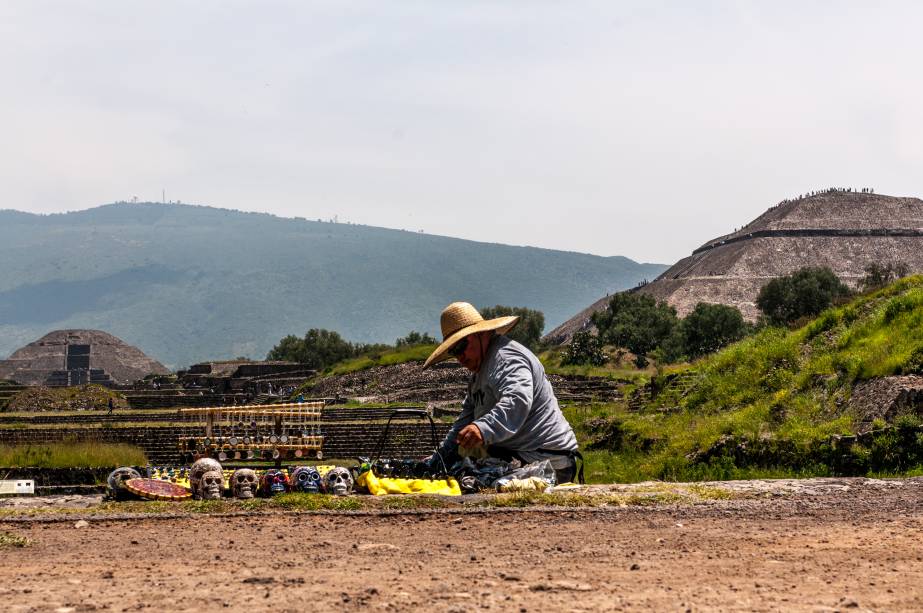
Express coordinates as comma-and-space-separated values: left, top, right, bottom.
775, 186, 876, 207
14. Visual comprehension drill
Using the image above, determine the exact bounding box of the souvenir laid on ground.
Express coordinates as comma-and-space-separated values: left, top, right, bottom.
189, 458, 222, 500
125, 478, 192, 501
106, 467, 142, 501
198, 470, 223, 500
258, 469, 290, 497
230, 468, 258, 499
450, 457, 557, 494
324, 466, 355, 496
357, 470, 461, 496
149, 467, 191, 489
290, 466, 322, 493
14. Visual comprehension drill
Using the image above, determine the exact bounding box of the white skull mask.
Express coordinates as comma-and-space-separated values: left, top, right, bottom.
231, 469, 258, 499
325, 467, 354, 496
189, 458, 222, 499
199, 470, 224, 500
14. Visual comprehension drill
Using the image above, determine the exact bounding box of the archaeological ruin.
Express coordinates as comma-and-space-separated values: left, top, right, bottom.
545, 190, 923, 343
0, 329, 170, 386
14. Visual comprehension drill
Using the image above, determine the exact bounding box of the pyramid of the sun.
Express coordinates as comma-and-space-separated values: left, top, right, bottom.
545, 191, 923, 344
0, 329, 170, 385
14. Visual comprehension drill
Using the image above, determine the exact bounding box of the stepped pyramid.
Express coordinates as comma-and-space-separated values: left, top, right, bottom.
545, 191, 923, 344
0, 329, 169, 385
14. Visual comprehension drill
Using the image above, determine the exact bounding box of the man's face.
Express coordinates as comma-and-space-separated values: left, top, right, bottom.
455, 332, 487, 372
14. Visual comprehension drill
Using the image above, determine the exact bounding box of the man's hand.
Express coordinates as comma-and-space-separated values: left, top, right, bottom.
456, 424, 484, 449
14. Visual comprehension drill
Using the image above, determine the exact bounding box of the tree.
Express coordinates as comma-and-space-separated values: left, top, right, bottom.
561, 331, 608, 366
591, 292, 679, 362
266, 328, 355, 370
395, 331, 437, 347
756, 267, 852, 325
680, 302, 747, 359
480, 305, 545, 350
860, 262, 910, 292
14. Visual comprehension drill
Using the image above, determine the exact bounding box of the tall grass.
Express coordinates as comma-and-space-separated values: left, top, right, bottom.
0, 442, 148, 468
570, 276, 923, 482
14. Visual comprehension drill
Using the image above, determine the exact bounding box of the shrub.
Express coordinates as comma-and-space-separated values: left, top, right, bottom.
561, 331, 608, 366
480, 305, 545, 350
592, 293, 679, 361
680, 303, 748, 359
395, 331, 437, 347
860, 262, 909, 292
266, 328, 356, 370
756, 267, 852, 325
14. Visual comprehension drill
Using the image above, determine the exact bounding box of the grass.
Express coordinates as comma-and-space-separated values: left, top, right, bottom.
0, 482, 748, 519
4, 384, 126, 412
572, 276, 923, 482
323, 345, 436, 378
0, 532, 31, 548
0, 442, 148, 468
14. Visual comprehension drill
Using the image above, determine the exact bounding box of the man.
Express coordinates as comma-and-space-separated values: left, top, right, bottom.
423, 302, 581, 483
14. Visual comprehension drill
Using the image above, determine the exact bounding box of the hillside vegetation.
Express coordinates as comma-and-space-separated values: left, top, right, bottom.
0, 203, 665, 367
581, 276, 923, 482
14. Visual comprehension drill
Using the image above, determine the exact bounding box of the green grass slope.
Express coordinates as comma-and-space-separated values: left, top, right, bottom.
581, 276, 923, 482
0, 204, 666, 368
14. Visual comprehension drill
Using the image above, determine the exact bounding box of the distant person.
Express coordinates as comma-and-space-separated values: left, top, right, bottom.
423, 302, 582, 483
107, 397, 114, 415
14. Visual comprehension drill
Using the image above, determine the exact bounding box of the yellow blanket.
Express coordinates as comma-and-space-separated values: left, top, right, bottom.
357, 471, 462, 496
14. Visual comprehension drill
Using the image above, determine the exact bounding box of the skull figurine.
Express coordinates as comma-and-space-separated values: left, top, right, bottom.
258, 469, 290, 497
199, 470, 224, 500
324, 467, 354, 496
106, 466, 141, 500
189, 458, 222, 499
231, 468, 258, 499
290, 466, 322, 493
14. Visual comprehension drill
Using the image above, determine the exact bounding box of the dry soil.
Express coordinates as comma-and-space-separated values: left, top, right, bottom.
1, 478, 922, 612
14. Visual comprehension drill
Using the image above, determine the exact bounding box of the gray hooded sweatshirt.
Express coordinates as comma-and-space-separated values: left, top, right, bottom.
437, 335, 578, 469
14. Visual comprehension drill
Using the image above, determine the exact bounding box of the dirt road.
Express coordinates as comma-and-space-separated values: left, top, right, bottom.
1, 478, 922, 612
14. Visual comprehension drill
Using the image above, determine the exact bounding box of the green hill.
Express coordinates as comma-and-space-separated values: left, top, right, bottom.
0, 203, 666, 368
581, 276, 923, 482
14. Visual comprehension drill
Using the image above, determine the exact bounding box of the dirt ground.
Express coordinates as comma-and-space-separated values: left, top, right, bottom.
1, 478, 922, 612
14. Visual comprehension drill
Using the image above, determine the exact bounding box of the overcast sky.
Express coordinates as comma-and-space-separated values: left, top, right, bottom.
3, 1, 922, 263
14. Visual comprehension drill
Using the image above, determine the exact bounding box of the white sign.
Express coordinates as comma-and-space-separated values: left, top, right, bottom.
0, 480, 34, 494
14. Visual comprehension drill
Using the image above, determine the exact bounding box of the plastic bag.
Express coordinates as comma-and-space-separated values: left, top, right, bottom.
493, 460, 556, 491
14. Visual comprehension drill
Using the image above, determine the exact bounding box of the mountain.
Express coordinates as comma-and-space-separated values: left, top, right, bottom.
0, 203, 666, 368
545, 190, 923, 344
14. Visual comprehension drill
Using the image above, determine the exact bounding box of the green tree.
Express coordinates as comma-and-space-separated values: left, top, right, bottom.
266, 328, 355, 370
860, 262, 910, 292
480, 305, 545, 350
395, 331, 437, 347
592, 293, 679, 363
561, 331, 608, 366
756, 267, 852, 325
680, 302, 748, 359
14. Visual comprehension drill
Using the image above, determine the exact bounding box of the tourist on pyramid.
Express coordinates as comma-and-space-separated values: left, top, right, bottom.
423, 302, 582, 483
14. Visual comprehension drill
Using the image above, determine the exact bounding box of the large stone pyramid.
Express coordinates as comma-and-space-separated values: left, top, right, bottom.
0, 329, 170, 385
545, 191, 923, 344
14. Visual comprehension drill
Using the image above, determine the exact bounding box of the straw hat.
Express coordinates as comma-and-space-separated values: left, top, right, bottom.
422, 302, 519, 369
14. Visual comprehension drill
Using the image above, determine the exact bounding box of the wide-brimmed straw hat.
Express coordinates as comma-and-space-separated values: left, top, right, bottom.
422, 302, 519, 369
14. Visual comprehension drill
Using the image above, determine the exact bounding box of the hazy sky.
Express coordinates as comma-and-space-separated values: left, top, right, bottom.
3, 1, 922, 263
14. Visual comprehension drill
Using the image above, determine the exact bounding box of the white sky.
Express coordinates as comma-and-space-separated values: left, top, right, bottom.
2, 1, 922, 263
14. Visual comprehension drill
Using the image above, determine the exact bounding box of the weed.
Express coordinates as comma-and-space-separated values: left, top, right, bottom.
0, 442, 147, 468
0, 532, 30, 548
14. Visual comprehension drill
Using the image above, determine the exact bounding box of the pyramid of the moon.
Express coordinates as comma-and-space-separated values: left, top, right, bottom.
0, 329, 170, 385
545, 191, 923, 344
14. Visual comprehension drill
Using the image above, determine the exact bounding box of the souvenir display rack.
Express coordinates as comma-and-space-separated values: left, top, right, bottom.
178, 402, 324, 463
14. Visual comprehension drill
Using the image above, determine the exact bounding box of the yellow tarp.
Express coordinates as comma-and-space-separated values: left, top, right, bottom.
357, 471, 462, 496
